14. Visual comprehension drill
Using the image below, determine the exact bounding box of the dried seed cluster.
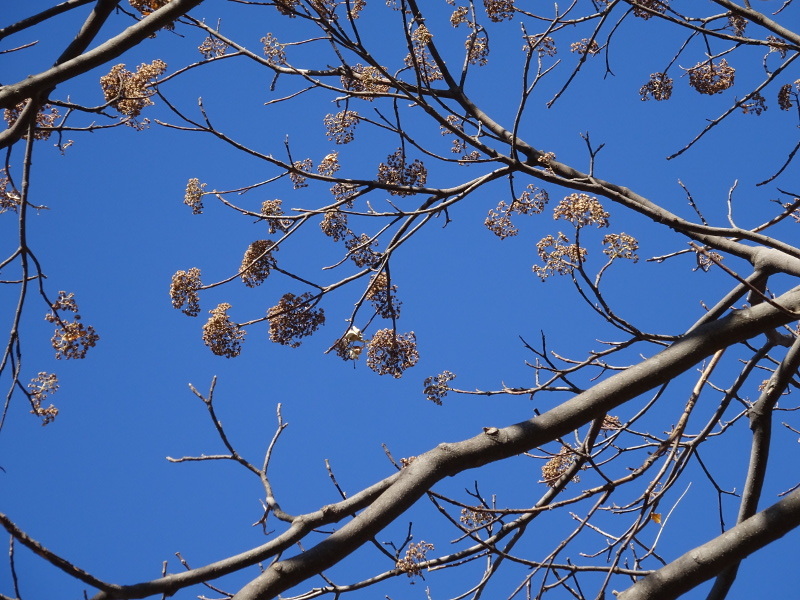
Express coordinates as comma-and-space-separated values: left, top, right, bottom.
533, 233, 586, 279
317, 152, 341, 177
100, 60, 167, 120
466, 34, 490, 66
267, 292, 325, 347
0, 169, 21, 213
345, 233, 381, 267
541, 446, 580, 487
554, 193, 609, 228
289, 158, 313, 189
366, 329, 419, 377
202, 303, 245, 357
396, 541, 434, 577
170, 267, 203, 316
45, 292, 99, 360
3, 102, 60, 140
405, 26, 443, 83
631, 0, 668, 19
261, 200, 291, 233
377, 149, 428, 195
324, 111, 360, 144
460, 508, 493, 527
524, 34, 557, 56
28, 372, 59, 425
483, 0, 515, 22
198, 35, 228, 59
366, 272, 402, 319
320, 210, 349, 241
261, 33, 287, 65
341, 64, 390, 99
602, 233, 639, 262
184, 178, 205, 214
687, 59, 735, 95
639, 72, 673, 101
485, 186, 548, 239
423, 370, 456, 405
241, 240, 278, 287
570, 38, 600, 55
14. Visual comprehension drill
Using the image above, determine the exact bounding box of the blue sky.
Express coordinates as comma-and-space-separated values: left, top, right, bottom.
1, 2, 799, 599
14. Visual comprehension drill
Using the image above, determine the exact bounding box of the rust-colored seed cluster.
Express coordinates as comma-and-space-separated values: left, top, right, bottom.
261, 33, 287, 65
170, 267, 202, 316
0, 169, 21, 213
198, 36, 228, 59
740, 92, 767, 116
366, 329, 419, 377
345, 233, 381, 267
45, 291, 99, 360
533, 233, 587, 279
639, 72, 673, 101
554, 193, 609, 228
601, 414, 622, 430
320, 210, 349, 241
396, 541, 434, 577
366, 272, 402, 319
100, 60, 167, 120
202, 303, 245, 357
341, 64, 390, 99
423, 370, 456, 405
484, 0, 515, 22
778, 84, 794, 110
570, 38, 600, 55
184, 178, 205, 214
241, 240, 278, 287
631, 0, 668, 19
602, 233, 639, 262
541, 446, 580, 487
460, 508, 493, 527
261, 200, 291, 233
377, 149, 428, 196
324, 111, 360, 144
267, 292, 325, 347
3, 102, 60, 140
28, 372, 59, 425
129, 0, 170, 15
317, 152, 341, 176
687, 59, 735, 95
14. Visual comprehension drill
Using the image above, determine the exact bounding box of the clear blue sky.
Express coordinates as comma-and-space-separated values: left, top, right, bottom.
1, 2, 799, 599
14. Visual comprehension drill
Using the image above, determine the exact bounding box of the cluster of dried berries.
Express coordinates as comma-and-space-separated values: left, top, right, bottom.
602, 233, 639, 262
3, 102, 60, 140
601, 414, 622, 430
45, 292, 99, 360
533, 233, 586, 279
267, 292, 325, 347
99, 60, 167, 120
460, 508, 493, 527
317, 152, 341, 176
241, 240, 278, 287
541, 446, 580, 487
466, 34, 490, 66
485, 187, 548, 239
639, 72, 673, 101
366, 329, 419, 378
631, 0, 668, 19
289, 158, 313, 189
28, 372, 59, 425
330, 182, 359, 204
345, 233, 381, 267
261, 33, 287, 65
202, 303, 245, 357
450, 6, 469, 26
366, 272, 402, 319
395, 541, 434, 577
320, 210, 349, 241
687, 59, 735, 95
377, 149, 428, 196
341, 64, 390, 100
198, 35, 228, 59
0, 169, 21, 213
423, 370, 456, 405
184, 178, 205, 214
324, 111, 360, 144
741, 91, 767, 116
405, 25, 443, 83
170, 267, 202, 316
483, 0, 514, 22
261, 200, 291, 233
523, 34, 557, 56
570, 38, 600, 56
554, 193, 609, 228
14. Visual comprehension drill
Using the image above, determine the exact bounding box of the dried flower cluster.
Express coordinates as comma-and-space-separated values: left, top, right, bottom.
483, 0, 514, 22
345, 233, 381, 267
366, 272, 401, 319
261, 33, 287, 65
331, 325, 366, 361
289, 158, 313, 189
396, 541, 434, 577
696, 249, 723, 272
184, 178, 205, 214
524, 34, 557, 56
274, 0, 300, 17
317, 152, 341, 177
450, 6, 469, 27
533, 233, 586, 279
485, 186, 548, 239
639, 72, 673, 101
631, 0, 668, 19
45, 292, 99, 360
602, 233, 639, 262
330, 182, 359, 204
728, 13, 747, 36
198, 35, 228, 59
405, 25, 443, 83
466, 34, 490, 66
0, 169, 21, 213
170, 267, 202, 316
687, 59, 735, 95
341, 64, 390, 99
423, 370, 456, 405
241, 240, 278, 287
28, 372, 59, 425
100, 60, 167, 121
601, 414, 622, 430
129, 0, 170, 16
570, 38, 600, 56
3, 102, 60, 140
377, 149, 428, 195
778, 83, 794, 111
541, 446, 580, 487
267, 292, 325, 347
202, 303, 245, 357
261, 200, 291, 233
367, 329, 419, 377
740, 91, 767, 116
460, 508, 493, 527
554, 193, 609, 228
320, 210, 349, 241
324, 111, 360, 144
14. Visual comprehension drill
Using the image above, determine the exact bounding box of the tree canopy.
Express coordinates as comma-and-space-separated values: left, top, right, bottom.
2, 1, 800, 600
